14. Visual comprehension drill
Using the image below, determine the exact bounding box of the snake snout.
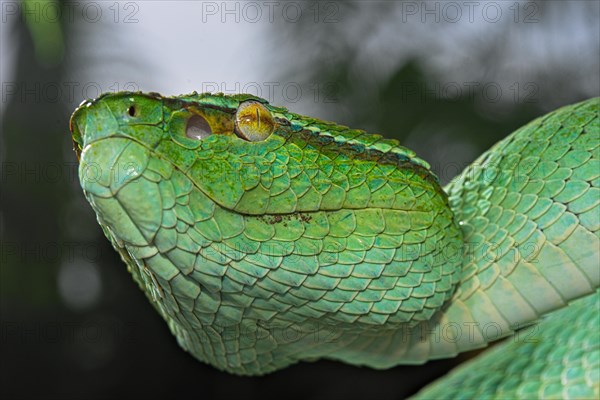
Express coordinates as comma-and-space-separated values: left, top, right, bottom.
69, 97, 120, 151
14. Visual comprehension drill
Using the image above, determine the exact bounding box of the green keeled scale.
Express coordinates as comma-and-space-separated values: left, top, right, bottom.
70, 92, 599, 397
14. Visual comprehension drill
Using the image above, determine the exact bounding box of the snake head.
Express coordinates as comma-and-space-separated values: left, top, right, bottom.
70, 91, 464, 374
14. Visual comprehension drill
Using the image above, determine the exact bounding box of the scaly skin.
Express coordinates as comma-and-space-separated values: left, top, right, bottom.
412, 290, 599, 399
70, 93, 599, 393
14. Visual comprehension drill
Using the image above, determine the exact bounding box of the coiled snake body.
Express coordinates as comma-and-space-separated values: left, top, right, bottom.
70, 93, 599, 398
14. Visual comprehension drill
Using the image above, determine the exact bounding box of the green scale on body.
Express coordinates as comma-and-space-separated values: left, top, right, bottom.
71, 93, 599, 397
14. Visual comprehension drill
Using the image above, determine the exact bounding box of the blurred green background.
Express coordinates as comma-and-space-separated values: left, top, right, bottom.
1, 1, 598, 399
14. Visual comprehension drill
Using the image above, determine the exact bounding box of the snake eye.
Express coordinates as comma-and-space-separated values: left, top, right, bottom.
186, 114, 212, 140
235, 101, 275, 142
127, 105, 136, 117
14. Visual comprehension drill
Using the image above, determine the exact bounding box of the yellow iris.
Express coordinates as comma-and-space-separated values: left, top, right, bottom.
235, 101, 275, 142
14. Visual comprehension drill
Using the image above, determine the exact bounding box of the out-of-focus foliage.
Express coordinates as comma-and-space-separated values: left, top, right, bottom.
22, 0, 64, 66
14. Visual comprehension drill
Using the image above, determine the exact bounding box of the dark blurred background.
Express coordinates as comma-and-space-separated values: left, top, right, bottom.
1, 1, 598, 399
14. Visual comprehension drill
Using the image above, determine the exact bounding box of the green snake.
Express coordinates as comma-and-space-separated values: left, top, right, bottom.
70, 93, 599, 397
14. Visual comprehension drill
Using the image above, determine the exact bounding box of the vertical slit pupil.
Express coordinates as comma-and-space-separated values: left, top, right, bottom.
128, 106, 136, 117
